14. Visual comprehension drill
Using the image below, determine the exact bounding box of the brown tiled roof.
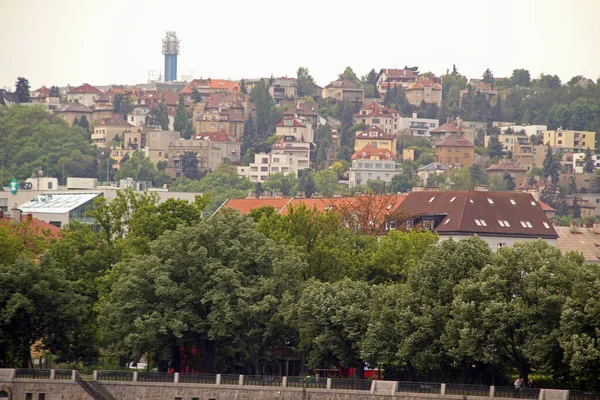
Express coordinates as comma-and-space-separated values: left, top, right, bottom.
99, 115, 134, 127
352, 144, 397, 160
486, 159, 527, 172
67, 83, 103, 95
0, 215, 61, 240
281, 102, 318, 117
381, 68, 417, 81
32, 86, 51, 97
437, 134, 474, 148
431, 121, 463, 134
276, 117, 306, 128
61, 101, 93, 113
538, 200, 555, 212
193, 131, 233, 142
354, 103, 398, 118
356, 125, 395, 140
96, 88, 126, 103
555, 226, 600, 263
399, 190, 557, 239
324, 78, 360, 89
408, 76, 442, 91
180, 79, 211, 95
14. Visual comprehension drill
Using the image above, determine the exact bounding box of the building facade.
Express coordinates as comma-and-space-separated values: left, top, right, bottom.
544, 129, 596, 152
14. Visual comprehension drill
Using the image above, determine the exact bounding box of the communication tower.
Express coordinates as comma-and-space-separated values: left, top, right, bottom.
162, 31, 180, 82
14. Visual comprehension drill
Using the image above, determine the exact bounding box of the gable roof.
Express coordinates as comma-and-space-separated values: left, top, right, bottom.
399, 190, 557, 239
223, 198, 293, 214
437, 134, 474, 148
356, 125, 395, 140
276, 117, 306, 128
96, 88, 126, 103
417, 162, 448, 172
281, 102, 318, 117
380, 68, 417, 81
61, 101, 93, 113
354, 103, 398, 118
325, 78, 360, 89
408, 76, 442, 91
32, 86, 51, 98
0, 215, 61, 240
352, 144, 397, 160
99, 115, 134, 127
67, 83, 103, 95
180, 79, 211, 95
431, 120, 463, 134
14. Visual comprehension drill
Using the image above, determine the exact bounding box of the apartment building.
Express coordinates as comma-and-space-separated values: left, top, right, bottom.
353, 103, 399, 134
348, 145, 399, 187
406, 76, 442, 106
397, 113, 439, 137
544, 129, 596, 152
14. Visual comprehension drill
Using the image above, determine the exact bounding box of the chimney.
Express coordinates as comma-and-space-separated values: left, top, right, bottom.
26, 213, 33, 221
11, 208, 22, 221
570, 220, 581, 234
412, 112, 417, 119
593, 222, 600, 234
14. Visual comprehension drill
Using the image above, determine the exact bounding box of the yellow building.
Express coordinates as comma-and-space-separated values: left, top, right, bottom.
435, 134, 475, 167
544, 129, 596, 152
406, 76, 442, 107
354, 125, 397, 153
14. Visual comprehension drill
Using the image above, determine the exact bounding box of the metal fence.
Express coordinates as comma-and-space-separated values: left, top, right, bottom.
286, 376, 328, 389
570, 391, 600, 400
244, 375, 283, 387
397, 381, 441, 394
97, 370, 133, 382
137, 372, 174, 383
330, 378, 372, 391
179, 373, 217, 384
495, 386, 541, 399
15, 369, 51, 379
220, 374, 240, 385
446, 383, 490, 396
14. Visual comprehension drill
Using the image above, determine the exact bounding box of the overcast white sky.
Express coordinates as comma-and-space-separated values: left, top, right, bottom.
1, 0, 599, 90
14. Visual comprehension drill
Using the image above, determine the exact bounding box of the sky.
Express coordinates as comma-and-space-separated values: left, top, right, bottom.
1, 0, 599, 90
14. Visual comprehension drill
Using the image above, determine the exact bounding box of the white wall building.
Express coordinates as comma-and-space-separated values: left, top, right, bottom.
499, 124, 547, 137
237, 153, 303, 183
398, 113, 439, 137
567, 152, 600, 173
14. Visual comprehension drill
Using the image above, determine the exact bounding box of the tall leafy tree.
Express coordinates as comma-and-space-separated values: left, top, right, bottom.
15, 77, 30, 103
113, 93, 134, 120
583, 148, 594, 173
181, 151, 202, 180
49, 85, 60, 97
542, 145, 560, 184
314, 169, 339, 197
115, 150, 157, 183
482, 68, 494, 87
511, 69, 531, 87
174, 94, 191, 138
487, 134, 504, 158
296, 67, 316, 97
190, 88, 203, 103
250, 79, 274, 135
146, 102, 170, 131
340, 66, 360, 86
503, 171, 516, 190
240, 78, 247, 94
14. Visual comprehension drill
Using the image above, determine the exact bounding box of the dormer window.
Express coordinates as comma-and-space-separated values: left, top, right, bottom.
423, 220, 433, 230
406, 220, 414, 228
285, 119, 292, 126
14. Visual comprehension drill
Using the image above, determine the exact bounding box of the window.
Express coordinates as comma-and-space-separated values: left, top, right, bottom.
543, 222, 550, 229
525, 221, 533, 228
530, 200, 536, 206
293, 127, 297, 133
469, 199, 474, 204
509, 199, 516, 205
423, 220, 433, 230
387, 220, 397, 230
273, 157, 280, 163
175, 397, 183, 400
498, 220, 511, 227
474, 219, 487, 227
38, 395, 46, 400
428, 196, 436, 203
271, 167, 278, 172
26, 394, 33, 400
406, 220, 414, 228
455, 157, 459, 163
464, 153, 469, 158
262, 157, 268, 163
455, 147, 460, 152
487, 198, 494, 205
47, 182, 53, 189
260, 167, 268, 172
449, 196, 456, 203
497, 242, 507, 250
375, 163, 382, 169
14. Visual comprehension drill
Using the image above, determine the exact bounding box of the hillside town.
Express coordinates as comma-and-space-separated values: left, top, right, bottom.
3, 23, 600, 398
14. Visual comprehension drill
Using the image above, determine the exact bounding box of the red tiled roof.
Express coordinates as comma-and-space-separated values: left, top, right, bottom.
538, 200, 555, 212
354, 103, 398, 118
32, 86, 50, 97
193, 131, 233, 142
96, 88, 126, 103
67, 83, 103, 95
381, 68, 417, 81
437, 134, 474, 148
223, 198, 292, 214
180, 79, 211, 95
399, 190, 557, 239
276, 117, 306, 128
99, 115, 134, 127
408, 76, 442, 91
486, 159, 527, 172
0, 215, 61, 240
352, 144, 398, 160
431, 121, 463, 134
356, 125, 395, 140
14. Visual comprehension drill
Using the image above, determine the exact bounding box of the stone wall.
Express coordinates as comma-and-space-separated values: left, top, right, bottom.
1, 380, 93, 400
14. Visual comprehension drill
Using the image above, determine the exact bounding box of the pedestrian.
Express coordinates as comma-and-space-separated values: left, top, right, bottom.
514, 378, 523, 397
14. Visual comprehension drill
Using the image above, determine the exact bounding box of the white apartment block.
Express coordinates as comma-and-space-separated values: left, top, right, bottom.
499, 125, 547, 137
398, 113, 439, 137
567, 152, 600, 174
238, 153, 304, 183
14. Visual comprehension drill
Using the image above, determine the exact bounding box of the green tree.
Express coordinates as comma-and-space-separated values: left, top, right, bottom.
174, 94, 191, 138
250, 79, 274, 136
538, 74, 562, 89
181, 151, 202, 180
511, 69, 531, 87
296, 67, 316, 97
542, 145, 560, 184
340, 66, 360, 86
487, 134, 503, 159
469, 164, 488, 187
146, 102, 169, 131
190, 88, 203, 103
0, 256, 83, 367
115, 150, 157, 182
298, 171, 316, 198
240, 78, 247, 94
314, 169, 339, 197
113, 93, 134, 119
503, 171, 516, 190
15, 77, 30, 103
49, 85, 60, 97
262, 172, 299, 196
291, 278, 371, 378
449, 241, 581, 382
572, 196, 582, 219
482, 68, 494, 88
583, 148, 595, 173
